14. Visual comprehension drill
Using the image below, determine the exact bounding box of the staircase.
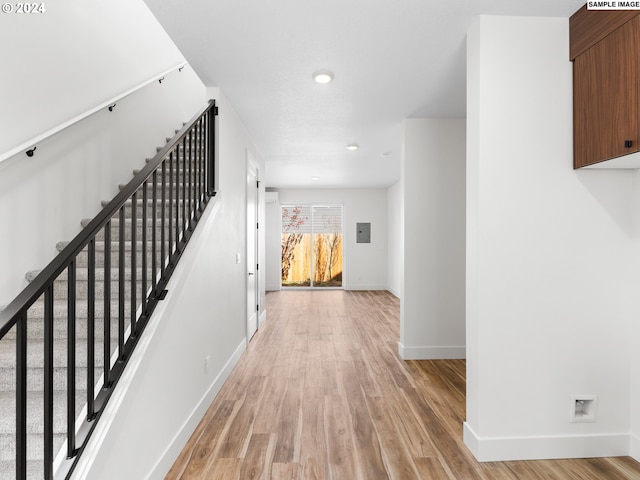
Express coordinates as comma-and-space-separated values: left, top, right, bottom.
0, 100, 216, 480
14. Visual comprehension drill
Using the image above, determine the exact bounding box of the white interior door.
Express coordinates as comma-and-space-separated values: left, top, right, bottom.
246, 157, 259, 340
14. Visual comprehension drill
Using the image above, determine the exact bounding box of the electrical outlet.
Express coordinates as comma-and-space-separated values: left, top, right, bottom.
570, 395, 598, 423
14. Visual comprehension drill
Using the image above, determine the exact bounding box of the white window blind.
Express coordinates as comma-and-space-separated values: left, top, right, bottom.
282, 205, 342, 234
312, 205, 343, 234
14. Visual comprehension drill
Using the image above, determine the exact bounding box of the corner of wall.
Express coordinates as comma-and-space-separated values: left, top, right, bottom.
466, 14, 637, 462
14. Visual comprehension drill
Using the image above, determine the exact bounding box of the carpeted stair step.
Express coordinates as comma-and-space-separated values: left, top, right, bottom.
120, 182, 201, 197
0, 305, 122, 341
0, 389, 88, 437
0, 339, 106, 392
0, 389, 88, 467
26, 267, 151, 284
100, 197, 187, 218
0, 460, 44, 480
155, 142, 204, 153
24, 266, 151, 301
81, 217, 172, 242
0, 434, 66, 464
56, 240, 172, 269
133, 168, 202, 181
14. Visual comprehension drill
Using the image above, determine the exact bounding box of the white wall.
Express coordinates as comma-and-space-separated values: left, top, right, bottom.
73, 90, 265, 479
399, 119, 466, 360
0, 1, 205, 306
265, 188, 388, 290
465, 15, 640, 462
265, 193, 282, 291
632, 170, 640, 460
386, 181, 403, 298
0, 0, 185, 158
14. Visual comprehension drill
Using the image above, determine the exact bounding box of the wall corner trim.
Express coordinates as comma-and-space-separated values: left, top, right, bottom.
630, 432, 640, 462
464, 422, 630, 462
386, 287, 401, 298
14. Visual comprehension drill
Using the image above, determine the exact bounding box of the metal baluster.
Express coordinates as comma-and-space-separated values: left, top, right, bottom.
118, 207, 125, 359
175, 143, 181, 248
152, 171, 157, 294
161, 161, 166, 278
199, 118, 204, 210
87, 238, 96, 419
131, 192, 137, 337
208, 105, 216, 195
43, 284, 54, 479
194, 120, 199, 211
67, 260, 77, 458
203, 113, 208, 198
196, 120, 200, 210
141, 182, 148, 317
103, 222, 111, 387
188, 130, 193, 228
16, 311, 27, 480
168, 153, 174, 262
182, 137, 187, 239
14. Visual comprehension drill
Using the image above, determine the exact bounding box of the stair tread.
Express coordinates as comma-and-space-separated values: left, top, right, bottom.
0, 339, 107, 368
26, 266, 152, 283
57, 239, 176, 252
81, 217, 177, 225
0, 389, 88, 435
0, 460, 45, 480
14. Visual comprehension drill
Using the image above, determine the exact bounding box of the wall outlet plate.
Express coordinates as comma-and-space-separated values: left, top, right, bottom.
570, 395, 598, 423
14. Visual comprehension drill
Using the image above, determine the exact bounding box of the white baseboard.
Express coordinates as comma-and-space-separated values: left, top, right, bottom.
258, 309, 267, 328
398, 342, 465, 360
631, 432, 640, 462
387, 287, 400, 298
146, 339, 246, 479
463, 422, 630, 462
346, 284, 387, 291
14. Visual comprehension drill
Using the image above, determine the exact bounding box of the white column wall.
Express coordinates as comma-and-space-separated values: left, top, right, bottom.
465, 15, 640, 462
632, 169, 640, 460
386, 180, 403, 298
265, 195, 283, 291
399, 118, 466, 360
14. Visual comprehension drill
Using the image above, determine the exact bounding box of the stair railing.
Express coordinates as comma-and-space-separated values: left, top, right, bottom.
0, 99, 217, 479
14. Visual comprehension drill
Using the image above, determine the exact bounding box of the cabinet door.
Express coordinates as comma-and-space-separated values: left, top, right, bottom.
573, 17, 639, 168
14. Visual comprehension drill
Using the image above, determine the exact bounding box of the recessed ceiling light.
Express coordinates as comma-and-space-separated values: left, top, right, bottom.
313, 71, 334, 84
346, 144, 359, 151
312, 176, 320, 181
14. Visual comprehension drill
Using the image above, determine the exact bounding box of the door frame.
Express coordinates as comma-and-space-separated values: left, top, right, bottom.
246, 152, 260, 342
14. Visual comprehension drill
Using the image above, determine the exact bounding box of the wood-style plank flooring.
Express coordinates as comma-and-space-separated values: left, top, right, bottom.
167, 290, 640, 479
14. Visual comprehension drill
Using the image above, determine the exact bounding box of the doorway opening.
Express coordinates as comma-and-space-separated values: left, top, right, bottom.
281, 204, 343, 288
246, 154, 259, 340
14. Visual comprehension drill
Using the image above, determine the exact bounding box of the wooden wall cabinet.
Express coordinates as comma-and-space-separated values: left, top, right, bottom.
570, 6, 640, 169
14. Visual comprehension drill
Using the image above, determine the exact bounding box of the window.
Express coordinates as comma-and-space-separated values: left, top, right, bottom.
281, 205, 343, 288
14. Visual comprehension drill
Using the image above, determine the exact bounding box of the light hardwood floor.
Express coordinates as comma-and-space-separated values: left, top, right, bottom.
167, 290, 640, 479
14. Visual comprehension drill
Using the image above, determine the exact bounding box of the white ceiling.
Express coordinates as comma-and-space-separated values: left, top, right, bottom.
143, 0, 585, 188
